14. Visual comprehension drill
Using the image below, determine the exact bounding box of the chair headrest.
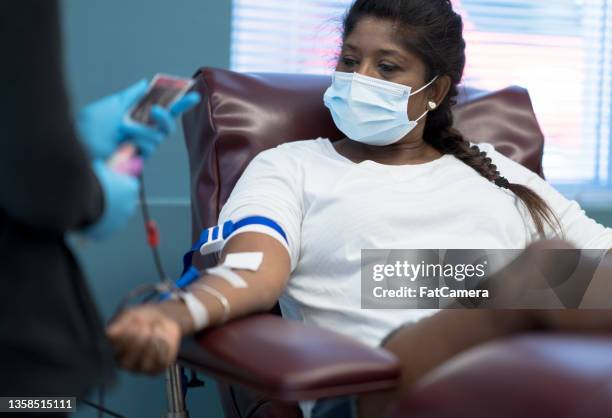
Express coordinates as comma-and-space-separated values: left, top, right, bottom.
182, 68, 545, 251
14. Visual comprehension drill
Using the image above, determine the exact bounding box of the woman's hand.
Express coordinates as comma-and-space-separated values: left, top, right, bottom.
106, 304, 182, 375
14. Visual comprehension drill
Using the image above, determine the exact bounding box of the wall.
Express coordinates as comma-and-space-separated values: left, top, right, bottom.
60, 0, 232, 416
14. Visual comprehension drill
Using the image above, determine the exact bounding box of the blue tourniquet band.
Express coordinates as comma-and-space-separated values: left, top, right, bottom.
180, 215, 287, 276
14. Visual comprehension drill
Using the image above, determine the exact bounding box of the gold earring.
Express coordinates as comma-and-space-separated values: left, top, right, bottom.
428, 101, 437, 110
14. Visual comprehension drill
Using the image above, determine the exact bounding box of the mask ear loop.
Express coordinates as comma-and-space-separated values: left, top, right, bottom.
410, 75, 439, 123
409, 75, 439, 97
413, 108, 430, 124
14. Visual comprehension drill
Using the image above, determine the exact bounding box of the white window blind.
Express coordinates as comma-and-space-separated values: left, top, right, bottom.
231, 0, 612, 190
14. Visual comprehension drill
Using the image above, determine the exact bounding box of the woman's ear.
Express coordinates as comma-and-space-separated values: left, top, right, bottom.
429, 74, 452, 108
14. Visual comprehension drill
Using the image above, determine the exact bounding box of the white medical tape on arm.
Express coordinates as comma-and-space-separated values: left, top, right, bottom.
222, 252, 263, 271
205, 266, 248, 288
175, 290, 209, 331
189, 283, 231, 323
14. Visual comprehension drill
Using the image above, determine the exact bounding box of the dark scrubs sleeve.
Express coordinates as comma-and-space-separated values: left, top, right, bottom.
0, 0, 103, 232
0, 0, 116, 398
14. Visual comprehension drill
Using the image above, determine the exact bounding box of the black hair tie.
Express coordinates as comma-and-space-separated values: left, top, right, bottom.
494, 177, 510, 188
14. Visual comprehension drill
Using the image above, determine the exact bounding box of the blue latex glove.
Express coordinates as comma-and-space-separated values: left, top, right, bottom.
81, 160, 140, 240
77, 79, 201, 160
147, 92, 201, 137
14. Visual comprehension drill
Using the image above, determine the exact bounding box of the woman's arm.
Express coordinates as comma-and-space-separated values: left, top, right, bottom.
106, 230, 292, 374
157, 231, 292, 335
357, 310, 533, 418
107, 145, 303, 373
358, 240, 612, 418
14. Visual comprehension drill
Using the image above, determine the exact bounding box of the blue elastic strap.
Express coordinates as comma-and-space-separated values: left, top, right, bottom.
180, 216, 287, 276
233, 216, 288, 242
181, 221, 229, 277
158, 265, 202, 302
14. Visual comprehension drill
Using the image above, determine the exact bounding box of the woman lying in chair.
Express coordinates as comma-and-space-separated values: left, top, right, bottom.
107, 0, 612, 417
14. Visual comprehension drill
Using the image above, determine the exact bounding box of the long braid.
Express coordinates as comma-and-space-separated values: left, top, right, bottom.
424, 84, 563, 238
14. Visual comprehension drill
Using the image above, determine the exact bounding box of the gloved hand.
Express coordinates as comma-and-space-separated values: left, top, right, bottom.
80, 160, 140, 240
77, 79, 201, 160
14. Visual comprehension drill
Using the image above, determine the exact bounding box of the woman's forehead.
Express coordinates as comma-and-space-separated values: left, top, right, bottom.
345, 17, 398, 46
343, 17, 419, 60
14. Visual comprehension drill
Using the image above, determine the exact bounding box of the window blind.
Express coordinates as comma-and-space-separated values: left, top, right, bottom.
231, 0, 612, 189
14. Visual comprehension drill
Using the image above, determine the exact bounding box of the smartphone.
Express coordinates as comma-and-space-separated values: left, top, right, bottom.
124, 73, 195, 126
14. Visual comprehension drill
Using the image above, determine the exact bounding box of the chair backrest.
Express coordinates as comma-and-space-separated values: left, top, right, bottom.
180, 67, 547, 418
182, 67, 545, 258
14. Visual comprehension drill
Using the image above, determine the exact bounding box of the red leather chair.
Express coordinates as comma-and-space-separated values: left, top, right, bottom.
179, 68, 612, 418
383, 334, 612, 418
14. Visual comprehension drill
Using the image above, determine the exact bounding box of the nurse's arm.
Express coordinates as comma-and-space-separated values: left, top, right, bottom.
0, 1, 104, 232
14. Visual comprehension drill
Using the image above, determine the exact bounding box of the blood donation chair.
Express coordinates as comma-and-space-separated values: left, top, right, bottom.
178, 68, 612, 418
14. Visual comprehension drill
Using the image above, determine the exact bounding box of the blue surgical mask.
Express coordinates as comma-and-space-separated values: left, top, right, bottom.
323, 71, 438, 146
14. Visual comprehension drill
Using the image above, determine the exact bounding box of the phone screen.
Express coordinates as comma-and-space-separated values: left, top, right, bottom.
127, 75, 194, 126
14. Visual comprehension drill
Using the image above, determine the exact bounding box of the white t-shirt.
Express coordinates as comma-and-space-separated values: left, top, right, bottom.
217, 137, 612, 415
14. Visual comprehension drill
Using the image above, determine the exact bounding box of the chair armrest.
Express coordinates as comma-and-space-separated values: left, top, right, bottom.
178, 314, 400, 401
384, 334, 612, 418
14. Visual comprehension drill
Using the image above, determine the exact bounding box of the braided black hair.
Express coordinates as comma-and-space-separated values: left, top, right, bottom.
342, 0, 562, 237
